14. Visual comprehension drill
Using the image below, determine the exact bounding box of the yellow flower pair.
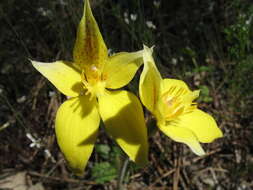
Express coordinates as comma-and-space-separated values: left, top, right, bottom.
31, 0, 222, 175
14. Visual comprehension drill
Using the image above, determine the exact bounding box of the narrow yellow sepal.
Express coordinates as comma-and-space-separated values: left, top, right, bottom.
104, 50, 144, 89
31, 60, 82, 97
139, 45, 162, 114
55, 96, 100, 175
98, 90, 148, 165
73, 0, 108, 71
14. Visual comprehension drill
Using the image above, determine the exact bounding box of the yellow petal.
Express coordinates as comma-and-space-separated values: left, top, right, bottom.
98, 90, 148, 165
161, 79, 190, 94
174, 109, 223, 143
103, 50, 143, 89
55, 96, 100, 175
31, 60, 82, 97
139, 45, 162, 113
159, 123, 205, 156
73, 0, 108, 72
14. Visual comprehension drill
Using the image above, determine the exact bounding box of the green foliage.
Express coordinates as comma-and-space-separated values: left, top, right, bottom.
193, 66, 214, 73
230, 56, 253, 94
199, 85, 213, 103
95, 144, 111, 160
93, 144, 124, 184
91, 162, 117, 184
91, 144, 123, 184
224, 3, 253, 61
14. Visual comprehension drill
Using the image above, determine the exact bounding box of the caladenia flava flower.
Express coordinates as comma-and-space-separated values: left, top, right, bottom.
31, 0, 148, 175
139, 46, 223, 155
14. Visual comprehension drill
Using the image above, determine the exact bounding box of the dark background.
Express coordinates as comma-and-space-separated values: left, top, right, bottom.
0, 0, 253, 189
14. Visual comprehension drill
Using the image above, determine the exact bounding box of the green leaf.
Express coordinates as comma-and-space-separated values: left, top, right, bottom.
91, 162, 117, 184
200, 85, 210, 96
199, 85, 213, 103
95, 144, 111, 159
193, 66, 213, 73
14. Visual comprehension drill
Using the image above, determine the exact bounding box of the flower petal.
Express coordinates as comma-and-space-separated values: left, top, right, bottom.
159, 123, 205, 156
174, 109, 223, 143
55, 96, 100, 175
139, 45, 162, 113
73, 0, 108, 72
161, 79, 190, 94
103, 50, 143, 89
98, 90, 148, 165
31, 60, 82, 97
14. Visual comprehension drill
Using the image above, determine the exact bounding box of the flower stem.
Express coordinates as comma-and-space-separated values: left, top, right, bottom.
117, 158, 130, 190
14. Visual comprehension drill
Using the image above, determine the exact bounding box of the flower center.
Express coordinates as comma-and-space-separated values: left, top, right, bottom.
160, 86, 199, 121
81, 65, 106, 100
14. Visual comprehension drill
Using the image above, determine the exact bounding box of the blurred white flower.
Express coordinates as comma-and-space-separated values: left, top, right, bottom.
37, 7, 52, 17
125, 18, 129, 24
49, 91, 56, 97
205, 58, 211, 63
146, 21, 156, 29
208, 2, 215, 12
171, 58, 178, 65
17, 96, 26, 103
124, 12, 129, 24
58, 0, 67, 6
153, 1, 161, 9
245, 16, 252, 25
130, 14, 137, 21
179, 56, 184, 61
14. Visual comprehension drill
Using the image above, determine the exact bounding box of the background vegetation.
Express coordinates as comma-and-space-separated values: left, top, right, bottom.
0, 0, 253, 189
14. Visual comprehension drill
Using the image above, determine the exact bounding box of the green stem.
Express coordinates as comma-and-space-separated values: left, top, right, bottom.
117, 158, 130, 190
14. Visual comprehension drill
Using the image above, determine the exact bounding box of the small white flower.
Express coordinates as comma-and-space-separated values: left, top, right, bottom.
208, 2, 215, 12
130, 14, 137, 21
124, 12, 129, 24
58, 0, 67, 6
205, 58, 211, 63
49, 91, 56, 97
37, 7, 52, 17
171, 58, 178, 65
146, 21, 156, 30
179, 56, 184, 61
125, 18, 129, 24
153, 1, 161, 9
17, 96, 26, 103
246, 17, 252, 25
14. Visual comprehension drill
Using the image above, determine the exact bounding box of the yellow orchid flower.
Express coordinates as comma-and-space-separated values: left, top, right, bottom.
31, 0, 148, 175
139, 45, 223, 156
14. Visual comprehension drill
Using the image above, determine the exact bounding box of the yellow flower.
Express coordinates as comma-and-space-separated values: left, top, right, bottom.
31, 0, 148, 175
139, 45, 223, 155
